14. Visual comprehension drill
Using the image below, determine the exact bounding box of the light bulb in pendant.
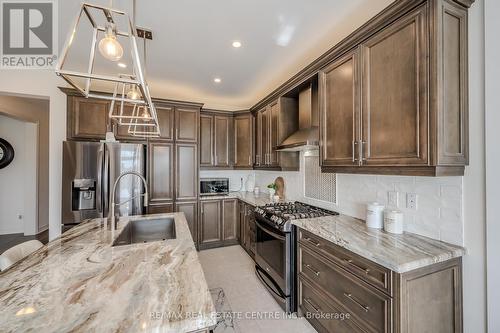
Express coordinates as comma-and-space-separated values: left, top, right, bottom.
126, 86, 141, 100
98, 24, 123, 61
141, 107, 151, 119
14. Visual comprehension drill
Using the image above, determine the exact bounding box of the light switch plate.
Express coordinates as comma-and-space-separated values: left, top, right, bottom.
388, 191, 399, 207
406, 193, 418, 210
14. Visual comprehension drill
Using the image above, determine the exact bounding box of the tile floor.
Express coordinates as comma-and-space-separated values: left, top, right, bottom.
199, 245, 317, 333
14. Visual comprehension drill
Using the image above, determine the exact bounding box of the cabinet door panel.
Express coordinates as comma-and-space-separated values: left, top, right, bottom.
222, 199, 238, 241
175, 107, 198, 142
361, 7, 428, 165
156, 105, 174, 141
269, 101, 280, 166
176, 201, 198, 243
234, 115, 253, 168
259, 108, 269, 165
148, 203, 173, 214
214, 116, 230, 167
176, 144, 198, 201
148, 143, 174, 203
320, 51, 360, 167
70, 97, 109, 139
200, 200, 221, 245
200, 114, 214, 167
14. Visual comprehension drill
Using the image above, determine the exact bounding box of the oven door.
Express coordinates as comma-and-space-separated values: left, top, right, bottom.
255, 217, 288, 295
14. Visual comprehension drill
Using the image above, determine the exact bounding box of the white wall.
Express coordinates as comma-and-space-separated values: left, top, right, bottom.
0, 71, 67, 241
484, 0, 499, 331
463, 1, 487, 332
23, 122, 38, 236
0, 115, 37, 235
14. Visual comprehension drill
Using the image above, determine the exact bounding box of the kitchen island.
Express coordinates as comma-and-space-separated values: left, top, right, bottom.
0, 213, 217, 333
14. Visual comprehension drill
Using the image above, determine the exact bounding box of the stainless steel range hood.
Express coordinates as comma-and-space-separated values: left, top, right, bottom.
277, 83, 319, 152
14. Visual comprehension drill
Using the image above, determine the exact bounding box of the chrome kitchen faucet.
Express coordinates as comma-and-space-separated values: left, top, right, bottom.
110, 171, 149, 231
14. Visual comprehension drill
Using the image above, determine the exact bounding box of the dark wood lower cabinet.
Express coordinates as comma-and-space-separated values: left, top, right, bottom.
297, 229, 463, 333
198, 198, 238, 250
175, 201, 198, 246
239, 202, 256, 258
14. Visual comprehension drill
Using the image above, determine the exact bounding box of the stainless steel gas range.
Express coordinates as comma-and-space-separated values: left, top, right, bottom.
253, 202, 338, 313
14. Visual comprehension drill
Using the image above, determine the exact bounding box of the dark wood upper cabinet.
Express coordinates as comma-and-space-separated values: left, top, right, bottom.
320, 50, 360, 167
255, 107, 269, 167
68, 96, 109, 140
361, 6, 429, 166
234, 113, 253, 169
254, 99, 299, 171
435, 0, 469, 166
175, 143, 198, 201
199, 110, 233, 169
199, 114, 214, 167
316, 1, 471, 176
269, 100, 280, 167
155, 104, 175, 141
175, 107, 199, 143
214, 115, 231, 167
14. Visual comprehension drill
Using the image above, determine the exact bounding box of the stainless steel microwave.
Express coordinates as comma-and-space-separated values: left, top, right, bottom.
200, 178, 229, 196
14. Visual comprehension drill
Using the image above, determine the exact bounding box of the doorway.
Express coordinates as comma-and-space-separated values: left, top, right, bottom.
0, 94, 50, 254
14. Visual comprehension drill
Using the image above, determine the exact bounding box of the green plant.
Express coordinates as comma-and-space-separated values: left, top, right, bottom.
267, 183, 277, 190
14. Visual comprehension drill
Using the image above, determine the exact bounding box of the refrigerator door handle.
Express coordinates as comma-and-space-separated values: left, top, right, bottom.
96, 145, 104, 215
103, 145, 110, 218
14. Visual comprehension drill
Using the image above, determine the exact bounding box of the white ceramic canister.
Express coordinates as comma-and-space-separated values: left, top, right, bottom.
366, 202, 385, 229
384, 210, 404, 234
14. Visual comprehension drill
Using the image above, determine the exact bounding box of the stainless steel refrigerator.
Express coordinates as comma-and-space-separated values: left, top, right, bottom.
62, 141, 146, 227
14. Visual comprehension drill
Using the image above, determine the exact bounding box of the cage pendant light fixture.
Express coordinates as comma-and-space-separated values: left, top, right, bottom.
55, 2, 152, 108
108, 12, 161, 138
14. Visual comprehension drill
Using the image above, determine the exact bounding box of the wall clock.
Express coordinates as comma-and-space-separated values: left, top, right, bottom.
0, 138, 15, 169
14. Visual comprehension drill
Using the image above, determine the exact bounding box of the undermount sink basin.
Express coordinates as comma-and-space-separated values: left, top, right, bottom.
112, 218, 176, 247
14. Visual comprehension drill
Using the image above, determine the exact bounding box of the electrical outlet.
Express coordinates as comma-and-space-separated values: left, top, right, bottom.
406, 193, 418, 210
388, 191, 399, 207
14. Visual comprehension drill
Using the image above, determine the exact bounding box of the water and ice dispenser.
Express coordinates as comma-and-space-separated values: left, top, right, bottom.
72, 179, 96, 211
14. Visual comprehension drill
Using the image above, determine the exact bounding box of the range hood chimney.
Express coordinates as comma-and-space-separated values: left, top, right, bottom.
276, 83, 319, 152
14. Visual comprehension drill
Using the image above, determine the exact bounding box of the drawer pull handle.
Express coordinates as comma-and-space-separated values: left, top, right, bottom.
304, 298, 321, 313
343, 293, 370, 312
304, 237, 321, 247
305, 264, 321, 277
343, 258, 370, 274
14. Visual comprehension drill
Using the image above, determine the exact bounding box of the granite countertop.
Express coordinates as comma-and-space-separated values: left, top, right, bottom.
292, 215, 466, 273
200, 191, 287, 206
0, 213, 216, 333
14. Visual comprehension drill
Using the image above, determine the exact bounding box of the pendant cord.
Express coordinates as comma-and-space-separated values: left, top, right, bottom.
143, 33, 147, 79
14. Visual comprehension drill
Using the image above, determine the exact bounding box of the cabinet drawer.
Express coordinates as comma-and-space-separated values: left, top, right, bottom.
300, 277, 365, 333
300, 246, 392, 333
299, 230, 392, 295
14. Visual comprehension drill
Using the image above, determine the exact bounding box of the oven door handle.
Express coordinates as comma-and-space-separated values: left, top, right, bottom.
255, 220, 286, 241
255, 265, 287, 301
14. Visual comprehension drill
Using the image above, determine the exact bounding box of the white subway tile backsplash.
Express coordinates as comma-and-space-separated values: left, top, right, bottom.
199, 155, 464, 246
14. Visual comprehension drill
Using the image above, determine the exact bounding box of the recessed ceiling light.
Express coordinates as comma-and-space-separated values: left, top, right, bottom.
232, 41, 242, 48
117, 62, 127, 68
213, 77, 222, 83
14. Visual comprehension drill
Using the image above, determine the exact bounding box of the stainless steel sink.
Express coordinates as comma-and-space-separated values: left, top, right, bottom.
112, 218, 176, 246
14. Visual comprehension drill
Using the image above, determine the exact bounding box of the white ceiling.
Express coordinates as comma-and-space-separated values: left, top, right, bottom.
58, 0, 394, 110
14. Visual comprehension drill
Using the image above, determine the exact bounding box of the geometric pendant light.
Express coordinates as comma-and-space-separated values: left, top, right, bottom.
55, 2, 160, 137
